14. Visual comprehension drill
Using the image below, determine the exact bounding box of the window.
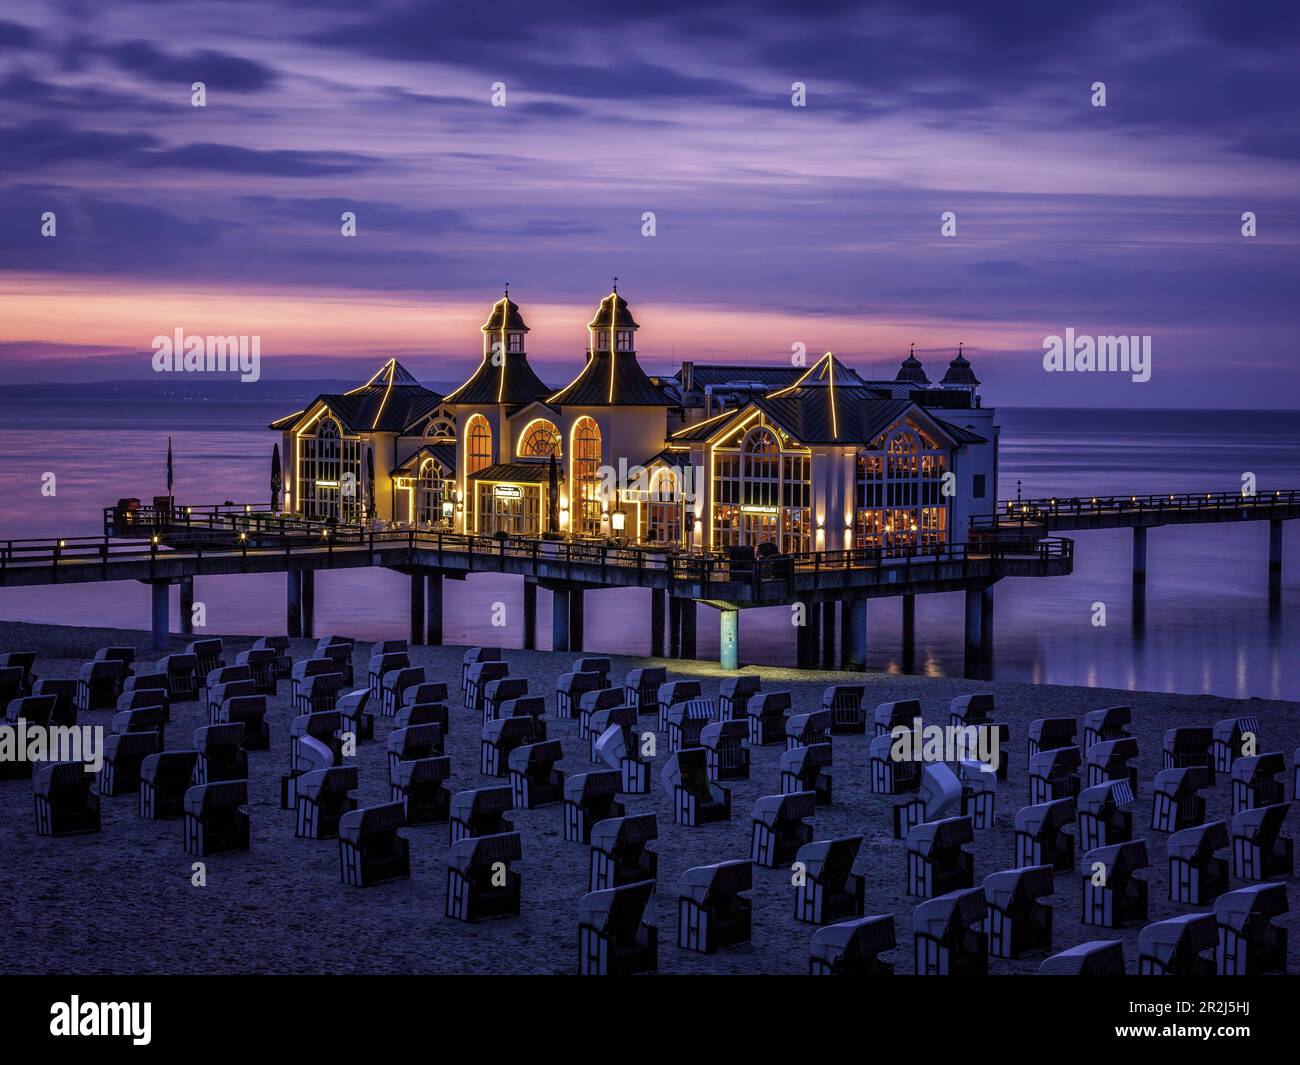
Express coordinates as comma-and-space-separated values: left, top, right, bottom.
973, 474, 986, 499
595, 331, 610, 351
416, 458, 452, 526
712, 422, 811, 552
298, 415, 364, 523
855, 427, 948, 550
571, 417, 603, 537
466, 415, 492, 476
647, 468, 683, 546
615, 330, 633, 351
506, 333, 524, 353
518, 419, 561, 459
425, 416, 456, 441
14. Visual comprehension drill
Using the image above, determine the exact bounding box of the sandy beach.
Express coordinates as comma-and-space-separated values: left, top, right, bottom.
1, 619, 1296, 976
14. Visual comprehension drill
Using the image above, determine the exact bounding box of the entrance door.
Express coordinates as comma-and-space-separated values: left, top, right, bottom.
476, 483, 541, 535
739, 509, 780, 549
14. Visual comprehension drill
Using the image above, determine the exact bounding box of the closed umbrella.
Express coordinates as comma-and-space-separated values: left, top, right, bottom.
547, 452, 560, 533
270, 443, 282, 512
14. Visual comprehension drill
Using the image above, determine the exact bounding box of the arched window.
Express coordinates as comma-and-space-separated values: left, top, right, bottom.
518, 419, 561, 459
425, 416, 456, 441
416, 458, 450, 526
856, 426, 947, 550
647, 468, 682, 546
712, 421, 810, 552
571, 417, 603, 537
466, 415, 492, 476
298, 414, 363, 522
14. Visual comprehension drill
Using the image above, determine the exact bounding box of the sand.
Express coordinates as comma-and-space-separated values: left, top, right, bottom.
1, 619, 1297, 975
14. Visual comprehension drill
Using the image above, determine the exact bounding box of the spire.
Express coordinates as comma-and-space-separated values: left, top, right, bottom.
443, 292, 548, 405
940, 342, 980, 387
896, 342, 930, 385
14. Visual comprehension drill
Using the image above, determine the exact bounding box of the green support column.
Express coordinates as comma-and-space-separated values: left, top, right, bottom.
719, 607, 739, 671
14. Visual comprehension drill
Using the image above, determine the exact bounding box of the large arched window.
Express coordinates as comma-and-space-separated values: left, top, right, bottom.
647, 467, 683, 546
712, 422, 810, 552
466, 415, 492, 476
298, 414, 363, 522
424, 416, 456, 441
518, 419, 561, 459
571, 417, 603, 537
856, 426, 947, 550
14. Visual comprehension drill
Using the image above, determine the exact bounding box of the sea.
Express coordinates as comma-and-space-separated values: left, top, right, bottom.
0, 389, 1296, 701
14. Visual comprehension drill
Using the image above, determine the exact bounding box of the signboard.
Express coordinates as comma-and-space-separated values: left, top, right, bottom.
493, 484, 523, 500
740, 505, 779, 515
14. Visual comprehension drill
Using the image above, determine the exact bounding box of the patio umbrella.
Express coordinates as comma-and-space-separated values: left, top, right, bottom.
365, 445, 376, 522
547, 452, 560, 533
270, 443, 282, 511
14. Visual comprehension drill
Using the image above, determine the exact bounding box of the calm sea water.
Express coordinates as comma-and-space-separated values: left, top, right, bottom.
0, 397, 1296, 700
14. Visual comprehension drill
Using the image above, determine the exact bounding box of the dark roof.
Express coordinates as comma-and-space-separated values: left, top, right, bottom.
482, 296, 529, 333
674, 358, 866, 391
268, 359, 441, 434
548, 350, 672, 406
443, 352, 550, 406
933, 418, 987, 445
587, 291, 639, 332
940, 349, 980, 386
391, 443, 457, 478
896, 349, 931, 385
468, 462, 554, 483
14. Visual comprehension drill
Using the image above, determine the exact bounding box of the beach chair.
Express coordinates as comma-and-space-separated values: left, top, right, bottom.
1027, 717, 1077, 766
747, 691, 790, 746
949, 693, 993, 729
318, 638, 355, 685
662, 748, 730, 826
1084, 737, 1139, 791
381, 666, 425, 718
98, 730, 161, 797
295, 765, 360, 839
446, 831, 522, 921
869, 731, 921, 795
481, 716, 534, 777
959, 759, 996, 829
794, 836, 865, 925
1230, 803, 1293, 880
0, 652, 37, 695
594, 717, 650, 794
555, 669, 604, 721
1168, 820, 1229, 905
461, 647, 503, 700
234, 647, 278, 695
76, 659, 122, 713
677, 860, 751, 953
983, 865, 1054, 959
466, 661, 510, 715
34, 678, 78, 727
509, 740, 565, 809
217, 694, 269, 750
393, 701, 449, 733
338, 802, 409, 886
913, 887, 987, 976
1028, 746, 1081, 805
576, 686, 622, 740
717, 675, 760, 721
622, 666, 665, 717
822, 684, 865, 734
1151, 766, 1209, 833
578, 881, 657, 976
1162, 726, 1215, 781
111, 704, 165, 745
1137, 913, 1217, 976
5, 694, 57, 727
485, 677, 529, 725
1080, 840, 1149, 928
449, 785, 514, 844
336, 687, 373, 744
1213, 715, 1261, 775
589, 813, 657, 891
701, 719, 749, 781
296, 671, 344, 714
656, 680, 701, 732
157, 653, 199, 702
193, 722, 247, 785
786, 709, 831, 751
1077, 779, 1135, 852
781, 742, 831, 805
183, 779, 250, 856
251, 636, 292, 681
1213, 884, 1288, 975
1230, 753, 1286, 815
290, 657, 335, 706
204, 666, 252, 722
894, 762, 963, 840
667, 698, 715, 753
1014, 798, 1076, 871
809, 915, 895, 975
186, 639, 225, 679
587, 704, 633, 761
563, 770, 624, 843
139, 750, 200, 819
34, 761, 101, 836
1082, 705, 1130, 752
874, 698, 920, 739
906, 816, 975, 898
751, 791, 816, 867
391, 755, 452, 824
387, 724, 444, 781
1039, 940, 1125, 975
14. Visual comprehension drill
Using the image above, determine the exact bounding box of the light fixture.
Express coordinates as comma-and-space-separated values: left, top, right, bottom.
442, 500, 454, 518
611, 509, 626, 533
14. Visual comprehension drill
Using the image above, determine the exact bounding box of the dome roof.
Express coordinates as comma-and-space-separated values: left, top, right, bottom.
586, 289, 639, 335
481, 294, 529, 334
940, 345, 980, 386
895, 345, 930, 385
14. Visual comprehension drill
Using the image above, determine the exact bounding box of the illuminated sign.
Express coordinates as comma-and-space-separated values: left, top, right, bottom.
493, 484, 523, 500
740, 505, 779, 515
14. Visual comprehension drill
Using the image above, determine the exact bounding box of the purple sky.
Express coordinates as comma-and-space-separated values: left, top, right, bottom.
2, 0, 1298, 406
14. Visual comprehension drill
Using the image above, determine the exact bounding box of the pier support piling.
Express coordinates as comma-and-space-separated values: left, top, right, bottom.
179, 576, 194, 636
668, 596, 682, 658
680, 599, 697, 659
426, 571, 443, 646
844, 598, 867, 671
821, 601, 836, 669
569, 587, 585, 653
300, 570, 315, 640
551, 586, 571, 653
650, 588, 665, 657
150, 580, 169, 652
1269, 519, 1283, 597
963, 586, 984, 679
287, 571, 302, 639
795, 600, 817, 669
1132, 526, 1148, 588
719, 608, 739, 671
409, 572, 425, 645
523, 578, 537, 650
901, 594, 916, 672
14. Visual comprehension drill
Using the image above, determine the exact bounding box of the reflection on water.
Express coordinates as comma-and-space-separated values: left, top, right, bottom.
0, 400, 1295, 699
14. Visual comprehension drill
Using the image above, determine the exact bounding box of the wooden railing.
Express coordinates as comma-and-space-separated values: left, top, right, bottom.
973, 489, 1300, 529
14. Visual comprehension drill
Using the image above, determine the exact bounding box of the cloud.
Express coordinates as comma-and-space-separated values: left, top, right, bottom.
104, 40, 278, 92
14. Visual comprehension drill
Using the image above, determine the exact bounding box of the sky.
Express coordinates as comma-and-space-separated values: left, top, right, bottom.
1, 0, 1298, 406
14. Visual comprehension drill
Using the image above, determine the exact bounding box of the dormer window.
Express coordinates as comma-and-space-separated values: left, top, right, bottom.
596, 331, 610, 350
615, 330, 633, 351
